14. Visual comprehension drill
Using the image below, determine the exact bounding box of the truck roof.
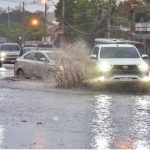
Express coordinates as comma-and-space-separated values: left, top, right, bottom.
95, 38, 143, 45
95, 43, 136, 48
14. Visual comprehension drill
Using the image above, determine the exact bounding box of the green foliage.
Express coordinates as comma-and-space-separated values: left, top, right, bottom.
55, 0, 150, 43
0, 10, 44, 42
0, 23, 21, 42
136, 4, 150, 22
55, 0, 119, 42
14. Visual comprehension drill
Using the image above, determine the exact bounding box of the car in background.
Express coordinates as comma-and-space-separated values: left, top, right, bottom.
18, 46, 54, 57
14, 50, 63, 78
0, 43, 21, 67
90, 44, 149, 83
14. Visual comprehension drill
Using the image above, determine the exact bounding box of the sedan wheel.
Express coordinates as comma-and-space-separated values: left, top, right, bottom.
17, 69, 25, 78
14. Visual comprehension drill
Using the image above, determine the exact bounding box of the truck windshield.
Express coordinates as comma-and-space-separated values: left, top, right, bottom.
0, 44, 21, 51
100, 47, 140, 58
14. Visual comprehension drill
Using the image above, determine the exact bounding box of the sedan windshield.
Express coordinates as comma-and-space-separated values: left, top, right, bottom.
100, 47, 140, 58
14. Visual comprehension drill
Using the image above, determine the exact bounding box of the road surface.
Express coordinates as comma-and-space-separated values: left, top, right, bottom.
0, 65, 150, 149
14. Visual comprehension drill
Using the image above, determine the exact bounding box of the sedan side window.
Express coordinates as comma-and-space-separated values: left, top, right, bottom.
24, 53, 35, 60
36, 53, 46, 61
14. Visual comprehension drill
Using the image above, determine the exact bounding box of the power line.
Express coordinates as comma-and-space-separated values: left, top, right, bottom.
64, 19, 106, 35
65, 20, 99, 27
1, 0, 56, 6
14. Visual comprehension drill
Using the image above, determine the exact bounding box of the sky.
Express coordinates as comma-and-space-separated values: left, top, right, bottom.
0, 0, 58, 12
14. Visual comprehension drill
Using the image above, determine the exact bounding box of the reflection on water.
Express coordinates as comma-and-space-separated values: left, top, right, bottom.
0, 67, 13, 79
91, 94, 150, 149
0, 125, 4, 145
132, 96, 150, 149
0, 68, 7, 79
33, 128, 46, 149
90, 95, 113, 149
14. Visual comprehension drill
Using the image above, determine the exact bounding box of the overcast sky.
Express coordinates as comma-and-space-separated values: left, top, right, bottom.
0, 0, 58, 12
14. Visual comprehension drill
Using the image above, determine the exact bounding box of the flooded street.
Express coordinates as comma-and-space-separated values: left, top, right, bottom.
0, 64, 14, 79
0, 65, 150, 149
90, 94, 150, 149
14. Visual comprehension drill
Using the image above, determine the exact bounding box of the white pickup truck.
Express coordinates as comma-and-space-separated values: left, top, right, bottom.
90, 44, 149, 83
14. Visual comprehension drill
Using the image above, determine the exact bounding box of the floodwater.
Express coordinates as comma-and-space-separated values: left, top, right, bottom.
0, 65, 150, 149
90, 94, 150, 149
0, 64, 14, 79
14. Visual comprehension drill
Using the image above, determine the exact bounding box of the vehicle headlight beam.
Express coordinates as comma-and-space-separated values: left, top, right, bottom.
0, 52, 6, 57
98, 61, 112, 72
138, 62, 149, 72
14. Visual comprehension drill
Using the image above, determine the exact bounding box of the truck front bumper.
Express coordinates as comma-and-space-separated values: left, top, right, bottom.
95, 75, 150, 83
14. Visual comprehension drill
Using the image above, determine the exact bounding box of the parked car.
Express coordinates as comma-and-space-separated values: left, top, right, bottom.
14, 50, 63, 78
0, 43, 21, 67
90, 44, 149, 83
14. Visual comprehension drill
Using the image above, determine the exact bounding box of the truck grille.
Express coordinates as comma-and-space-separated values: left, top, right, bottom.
3, 54, 18, 64
111, 65, 140, 75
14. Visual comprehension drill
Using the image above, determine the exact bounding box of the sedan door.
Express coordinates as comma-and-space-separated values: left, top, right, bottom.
35, 52, 51, 77
22, 52, 37, 77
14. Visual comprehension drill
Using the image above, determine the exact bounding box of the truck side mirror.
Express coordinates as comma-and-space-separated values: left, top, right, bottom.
90, 54, 97, 59
142, 54, 149, 59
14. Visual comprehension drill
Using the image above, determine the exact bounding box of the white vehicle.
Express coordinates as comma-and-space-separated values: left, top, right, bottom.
0, 43, 21, 67
94, 38, 146, 55
90, 44, 149, 83
14, 50, 63, 78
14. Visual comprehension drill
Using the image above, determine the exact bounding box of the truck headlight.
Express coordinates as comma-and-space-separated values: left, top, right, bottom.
98, 61, 112, 72
1, 52, 6, 57
138, 62, 149, 72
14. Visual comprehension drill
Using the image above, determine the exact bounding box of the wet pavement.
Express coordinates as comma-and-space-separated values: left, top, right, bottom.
0, 65, 150, 149
0, 64, 14, 79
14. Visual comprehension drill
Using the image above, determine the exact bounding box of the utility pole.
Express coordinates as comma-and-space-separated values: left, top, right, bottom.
61, 0, 65, 45
7, 7, 11, 28
106, 0, 113, 38
44, 0, 48, 43
130, 6, 136, 40
22, 2, 25, 46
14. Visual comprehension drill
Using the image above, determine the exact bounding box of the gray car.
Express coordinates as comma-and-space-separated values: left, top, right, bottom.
14, 50, 63, 78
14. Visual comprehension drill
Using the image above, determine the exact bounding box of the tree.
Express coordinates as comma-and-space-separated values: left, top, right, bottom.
55, 0, 119, 44
135, 3, 150, 22
55, 0, 150, 43
0, 9, 45, 42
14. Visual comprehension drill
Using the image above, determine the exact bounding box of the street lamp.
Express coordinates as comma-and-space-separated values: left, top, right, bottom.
31, 18, 39, 27
42, 0, 48, 4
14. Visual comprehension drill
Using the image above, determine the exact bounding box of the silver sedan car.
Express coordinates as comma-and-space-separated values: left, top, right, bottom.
14, 50, 63, 78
